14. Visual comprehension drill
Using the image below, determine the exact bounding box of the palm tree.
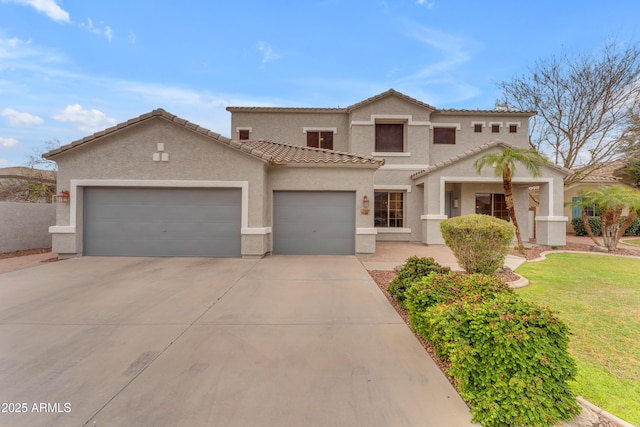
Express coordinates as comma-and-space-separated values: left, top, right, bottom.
573, 185, 640, 251
474, 147, 548, 252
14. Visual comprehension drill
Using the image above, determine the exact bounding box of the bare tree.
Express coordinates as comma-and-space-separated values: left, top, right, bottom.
0, 140, 59, 203
618, 108, 640, 186
499, 41, 640, 182
26, 139, 60, 171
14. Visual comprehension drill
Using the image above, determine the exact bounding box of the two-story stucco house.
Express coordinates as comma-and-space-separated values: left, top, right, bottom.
228, 89, 570, 248
44, 89, 569, 259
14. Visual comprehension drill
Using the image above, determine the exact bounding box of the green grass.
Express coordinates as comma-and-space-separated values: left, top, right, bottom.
515, 253, 640, 425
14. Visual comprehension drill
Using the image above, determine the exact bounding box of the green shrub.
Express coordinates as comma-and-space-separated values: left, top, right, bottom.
440, 214, 515, 274
571, 216, 640, 236
404, 272, 511, 322
571, 216, 601, 236
623, 216, 640, 236
387, 256, 450, 305
409, 294, 579, 427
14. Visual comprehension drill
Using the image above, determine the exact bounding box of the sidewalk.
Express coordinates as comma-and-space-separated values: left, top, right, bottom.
0, 252, 59, 274
357, 241, 526, 271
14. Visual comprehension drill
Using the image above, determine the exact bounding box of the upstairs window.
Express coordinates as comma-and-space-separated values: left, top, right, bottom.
375, 123, 404, 152
433, 127, 456, 144
491, 124, 500, 133
307, 131, 334, 149
238, 129, 250, 140
509, 124, 518, 133
474, 124, 483, 133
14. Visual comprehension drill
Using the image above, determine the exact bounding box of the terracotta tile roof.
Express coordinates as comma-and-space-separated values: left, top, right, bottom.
346, 88, 437, 111
43, 109, 384, 168
568, 159, 627, 183
226, 106, 347, 113
227, 88, 535, 115
239, 139, 384, 166
435, 108, 537, 115
410, 140, 572, 180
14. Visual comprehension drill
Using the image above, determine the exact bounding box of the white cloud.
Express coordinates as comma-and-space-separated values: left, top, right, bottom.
3, 0, 70, 23
416, 0, 435, 8
0, 158, 9, 166
0, 137, 19, 148
53, 104, 116, 133
257, 41, 281, 66
128, 31, 136, 44
79, 18, 113, 41
1, 108, 44, 126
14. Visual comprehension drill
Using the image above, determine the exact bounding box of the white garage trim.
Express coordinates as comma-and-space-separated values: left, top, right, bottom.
49, 179, 259, 235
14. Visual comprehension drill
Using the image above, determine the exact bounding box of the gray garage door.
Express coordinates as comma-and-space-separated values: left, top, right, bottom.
273, 191, 355, 255
83, 187, 241, 257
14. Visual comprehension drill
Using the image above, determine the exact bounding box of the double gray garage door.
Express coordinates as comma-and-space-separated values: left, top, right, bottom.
83, 187, 242, 257
83, 188, 355, 257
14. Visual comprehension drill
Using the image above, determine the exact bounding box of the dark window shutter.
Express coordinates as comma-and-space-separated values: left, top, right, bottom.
307, 132, 320, 148
474, 124, 482, 133
239, 129, 250, 140
320, 132, 333, 149
433, 128, 456, 144
375, 124, 403, 152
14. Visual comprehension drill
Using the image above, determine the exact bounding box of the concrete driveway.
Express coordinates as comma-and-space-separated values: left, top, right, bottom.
0, 256, 475, 427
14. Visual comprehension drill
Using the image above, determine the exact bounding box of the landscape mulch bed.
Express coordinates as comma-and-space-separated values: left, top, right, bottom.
0, 248, 51, 259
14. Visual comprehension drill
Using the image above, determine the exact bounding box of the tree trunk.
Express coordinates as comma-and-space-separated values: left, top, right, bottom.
503, 172, 524, 253
603, 207, 626, 252
581, 209, 602, 247
618, 210, 638, 241
601, 209, 619, 252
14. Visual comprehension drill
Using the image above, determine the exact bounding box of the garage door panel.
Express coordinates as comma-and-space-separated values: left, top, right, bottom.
273, 191, 355, 255
83, 187, 241, 257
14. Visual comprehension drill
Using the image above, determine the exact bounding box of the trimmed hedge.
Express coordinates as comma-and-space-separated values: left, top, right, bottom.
404, 272, 511, 317
571, 216, 640, 236
387, 256, 450, 306
440, 214, 515, 275
404, 272, 579, 427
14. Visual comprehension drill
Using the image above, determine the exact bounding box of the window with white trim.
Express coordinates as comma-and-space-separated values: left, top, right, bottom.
375, 122, 404, 152
434, 127, 456, 144
475, 193, 509, 221
374, 191, 404, 227
306, 131, 334, 149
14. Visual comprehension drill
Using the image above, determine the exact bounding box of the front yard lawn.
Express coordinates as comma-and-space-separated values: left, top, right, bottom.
515, 253, 640, 425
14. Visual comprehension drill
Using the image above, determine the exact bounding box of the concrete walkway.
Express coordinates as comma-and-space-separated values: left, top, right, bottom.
0, 251, 59, 274
0, 256, 476, 427
357, 241, 527, 272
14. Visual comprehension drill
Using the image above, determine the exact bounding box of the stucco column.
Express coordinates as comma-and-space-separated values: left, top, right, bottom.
418, 178, 447, 245
535, 180, 567, 246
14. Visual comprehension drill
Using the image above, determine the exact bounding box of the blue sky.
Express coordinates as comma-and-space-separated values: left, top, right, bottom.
1, 0, 640, 167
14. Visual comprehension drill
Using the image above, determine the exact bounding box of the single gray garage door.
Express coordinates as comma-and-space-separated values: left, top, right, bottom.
273, 191, 355, 255
83, 187, 241, 257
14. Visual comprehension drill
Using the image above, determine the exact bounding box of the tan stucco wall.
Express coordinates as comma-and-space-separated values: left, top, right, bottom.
230, 111, 349, 152
0, 202, 55, 252
428, 112, 532, 165
50, 117, 270, 257
349, 97, 431, 165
